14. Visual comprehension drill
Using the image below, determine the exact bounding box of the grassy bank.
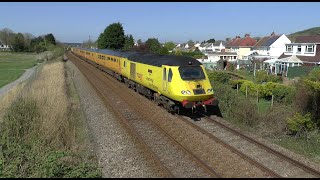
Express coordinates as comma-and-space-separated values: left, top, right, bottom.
0, 57, 101, 177
0, 52, 38, 88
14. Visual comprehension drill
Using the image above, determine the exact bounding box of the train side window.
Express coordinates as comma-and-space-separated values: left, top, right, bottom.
163, 68, 166, 80
124, 61, 126, 67
168, 68, 173, 82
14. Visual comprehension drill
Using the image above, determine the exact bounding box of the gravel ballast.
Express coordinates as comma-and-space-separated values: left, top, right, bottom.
65, 60, 167, 178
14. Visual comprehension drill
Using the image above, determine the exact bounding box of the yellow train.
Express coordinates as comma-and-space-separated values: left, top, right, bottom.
71, 47, 218, 114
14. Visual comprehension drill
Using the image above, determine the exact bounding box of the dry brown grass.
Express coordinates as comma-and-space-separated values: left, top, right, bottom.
25, 61, 75, 149
0, 82, 26, 123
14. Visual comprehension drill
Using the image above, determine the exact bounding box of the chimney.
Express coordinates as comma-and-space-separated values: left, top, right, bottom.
236, 36, 240, 38
271, 31, 275, 36
245, 33, 250, 38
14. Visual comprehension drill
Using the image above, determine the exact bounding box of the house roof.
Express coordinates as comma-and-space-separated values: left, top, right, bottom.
213, 40, 225, 46
278, 56, 303, 63
253, 35, 281, 48
278, 45, 320, 63
226, 35, 257, 47
294, 35, 320, 43
207, 52, 237, 56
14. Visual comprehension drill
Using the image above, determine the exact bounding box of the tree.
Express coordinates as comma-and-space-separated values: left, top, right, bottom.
30, 36, 46, 53
159, 46, 169, 55
12, 33, 25, 52
225, 37, 231, 42
82, 39, 95, 48
123, 34, 134, 51
253, 37, 261, 42
164, 41, 175, 51
44, 33, 56, 45
97, 22, 125, 50
137, 39, 142, 46
132, 43, 149, 53
187, 40, 195, 47
206, 38, 215, 43
175, 49, 182, 56
0, 28, 15, 47
145, 38, 161, 54
23, 33, 34, 51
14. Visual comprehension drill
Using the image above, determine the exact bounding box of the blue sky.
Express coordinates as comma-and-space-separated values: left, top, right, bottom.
0, 2, 319, 43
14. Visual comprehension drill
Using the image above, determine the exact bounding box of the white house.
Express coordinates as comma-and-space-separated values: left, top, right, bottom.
252, 32, 291, 59
199, 41, 226, 55
0, 40, 11, 51
278, 35, 320, 66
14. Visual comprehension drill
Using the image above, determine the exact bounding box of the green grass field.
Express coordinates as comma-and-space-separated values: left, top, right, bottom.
0, 52, 38, 88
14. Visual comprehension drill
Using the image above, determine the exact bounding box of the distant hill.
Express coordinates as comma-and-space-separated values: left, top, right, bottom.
288, 27, 320, 41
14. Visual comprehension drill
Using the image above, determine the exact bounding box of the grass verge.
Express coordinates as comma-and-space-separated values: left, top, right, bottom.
0, 57, 101, 177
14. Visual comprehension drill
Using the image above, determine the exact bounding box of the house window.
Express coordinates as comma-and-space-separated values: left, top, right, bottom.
234, 56, 237, 59
297, 45, 301, 53
286, 46, 293, 52
305, 45, 314, 53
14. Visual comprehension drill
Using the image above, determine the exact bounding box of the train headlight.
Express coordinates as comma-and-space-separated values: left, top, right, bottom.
181, 90, 191, 95
207, 88, 213, 93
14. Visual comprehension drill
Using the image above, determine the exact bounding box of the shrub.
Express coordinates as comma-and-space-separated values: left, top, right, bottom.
208, 71, 232, 84
239, 80, 259, 96
256, 70, 282, 83
287, 113, 315, 135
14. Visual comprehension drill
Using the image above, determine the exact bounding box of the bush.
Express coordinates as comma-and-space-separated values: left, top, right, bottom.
287, 113, 315, 135
256, 70, 282, 83
208, 71, 232, 84
239, 80, 259, 96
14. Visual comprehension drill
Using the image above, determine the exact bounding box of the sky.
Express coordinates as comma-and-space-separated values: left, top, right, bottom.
0, 2, 320, 44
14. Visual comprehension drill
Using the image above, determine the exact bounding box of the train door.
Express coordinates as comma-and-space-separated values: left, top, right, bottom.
167, 68, 173, 95
121, 59, 126, 76
162, 67, 167, 92
130, 62, 136, 80
118, 58, 121, 73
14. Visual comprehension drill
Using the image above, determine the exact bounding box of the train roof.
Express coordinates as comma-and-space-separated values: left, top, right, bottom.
75, 47, 202, 67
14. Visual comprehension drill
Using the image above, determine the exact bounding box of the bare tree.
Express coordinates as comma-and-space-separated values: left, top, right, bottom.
82, 39, 95, 48
0, 28, 15, 46
23, 33, 34, 50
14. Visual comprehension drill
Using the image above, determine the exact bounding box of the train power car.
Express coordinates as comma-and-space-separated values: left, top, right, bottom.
70, 47, 218, 114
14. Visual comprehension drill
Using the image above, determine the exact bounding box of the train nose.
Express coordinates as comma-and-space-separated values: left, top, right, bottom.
181, 98, 218, 109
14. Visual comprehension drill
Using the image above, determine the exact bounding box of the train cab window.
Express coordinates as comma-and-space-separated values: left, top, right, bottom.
178, 66, 205, 80
168, 68, 173, 82
163, 68, 166, 80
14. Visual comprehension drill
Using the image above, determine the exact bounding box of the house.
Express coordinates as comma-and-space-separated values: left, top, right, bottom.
199, 40, 226, 55
0, 40, 11, 51
252, 32, 291, 60
205, 50, 237, 63
278, 35, 320, 66
225, 34, 257, 60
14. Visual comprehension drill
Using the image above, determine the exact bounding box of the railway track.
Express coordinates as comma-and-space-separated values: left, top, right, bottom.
66, 52, 320, 177
181, 112, 320, 178
67, 52, 220, 178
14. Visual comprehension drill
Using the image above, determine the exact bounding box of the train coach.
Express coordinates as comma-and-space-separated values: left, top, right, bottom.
71, 47, 218, 114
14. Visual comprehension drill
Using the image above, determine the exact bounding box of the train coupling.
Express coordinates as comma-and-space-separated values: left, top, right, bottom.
182, 98, 219, 113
